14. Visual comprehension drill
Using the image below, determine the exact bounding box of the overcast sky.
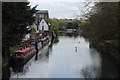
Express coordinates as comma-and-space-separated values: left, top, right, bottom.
28, 0, 88, 19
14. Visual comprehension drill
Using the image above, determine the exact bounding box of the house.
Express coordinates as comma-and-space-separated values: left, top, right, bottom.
38, 19, 49, 31
34, 10, 50, 33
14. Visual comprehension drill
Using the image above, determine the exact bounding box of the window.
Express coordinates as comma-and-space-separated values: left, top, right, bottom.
42, 26, 44, 30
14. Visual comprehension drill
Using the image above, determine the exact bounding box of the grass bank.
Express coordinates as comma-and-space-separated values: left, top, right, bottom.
10, 45, 21, 54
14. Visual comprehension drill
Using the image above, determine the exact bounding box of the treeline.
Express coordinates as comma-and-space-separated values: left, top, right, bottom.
46, 18, 81, 31
46, 18, 82, 32
58, 19, 80, 30
80, 2, 120, 47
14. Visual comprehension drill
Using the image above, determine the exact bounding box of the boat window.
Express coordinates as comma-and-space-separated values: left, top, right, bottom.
15, 52, 22, 56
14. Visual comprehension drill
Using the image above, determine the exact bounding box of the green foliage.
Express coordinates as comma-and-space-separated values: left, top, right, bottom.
31, 27, 36, 32
2, 2, 37, 47
10, 45, 21, 54
46, 18, 59, 33
80, 2, 119, 43
58, 19, 80, 30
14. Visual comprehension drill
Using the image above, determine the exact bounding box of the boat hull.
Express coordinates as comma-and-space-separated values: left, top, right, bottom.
42, 37, 51, 48
11, 50, 36, 64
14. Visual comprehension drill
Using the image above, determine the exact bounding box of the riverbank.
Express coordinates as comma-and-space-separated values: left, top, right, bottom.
89, 41, 120, 65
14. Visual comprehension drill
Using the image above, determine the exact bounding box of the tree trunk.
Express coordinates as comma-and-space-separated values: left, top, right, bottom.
2, 46, 10, 66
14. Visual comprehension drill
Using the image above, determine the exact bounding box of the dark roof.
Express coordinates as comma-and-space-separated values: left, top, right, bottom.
36, 10, 48, 14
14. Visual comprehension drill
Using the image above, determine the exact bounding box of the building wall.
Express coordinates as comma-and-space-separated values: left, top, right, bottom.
31, 23, 39, 33
39, 19, 49, 31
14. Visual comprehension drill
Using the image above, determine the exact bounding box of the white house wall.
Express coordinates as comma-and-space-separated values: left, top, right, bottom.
39, 19, 49, 31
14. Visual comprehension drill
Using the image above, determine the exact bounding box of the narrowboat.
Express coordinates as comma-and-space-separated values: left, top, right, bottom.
41, 36, 51, 48
11, 46, 36, 64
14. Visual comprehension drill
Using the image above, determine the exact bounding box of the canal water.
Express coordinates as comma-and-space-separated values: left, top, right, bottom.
7, 33, 119, 78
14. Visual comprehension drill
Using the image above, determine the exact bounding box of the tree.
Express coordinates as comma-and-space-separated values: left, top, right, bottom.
80, 2, 119, 44
45, 18, 59, 33
2, 2, 37, 62
58, 19, 80, 30
2, 2, 37, 47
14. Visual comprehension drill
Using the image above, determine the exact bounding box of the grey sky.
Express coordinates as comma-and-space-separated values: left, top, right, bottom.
28, 0, 87, 19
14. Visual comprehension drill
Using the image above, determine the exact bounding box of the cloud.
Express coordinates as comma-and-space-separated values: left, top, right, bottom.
28, 1, 86, 19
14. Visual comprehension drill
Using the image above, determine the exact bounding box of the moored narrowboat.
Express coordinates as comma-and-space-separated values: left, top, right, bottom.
11, 46, 36, 64
41, 36, 51, 48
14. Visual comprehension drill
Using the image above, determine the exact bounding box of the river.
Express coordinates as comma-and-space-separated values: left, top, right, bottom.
3, 32, 120, 78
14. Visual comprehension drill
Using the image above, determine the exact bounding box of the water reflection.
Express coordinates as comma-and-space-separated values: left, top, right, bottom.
53, 36, 59, 44
6, 33, 119, 78
10, 34, 102, 78
36, 45, 50, 62
10, 56, 34, 77
81, 65, 100, 78
81, 49, 101, 78
59, 32, 79, 38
